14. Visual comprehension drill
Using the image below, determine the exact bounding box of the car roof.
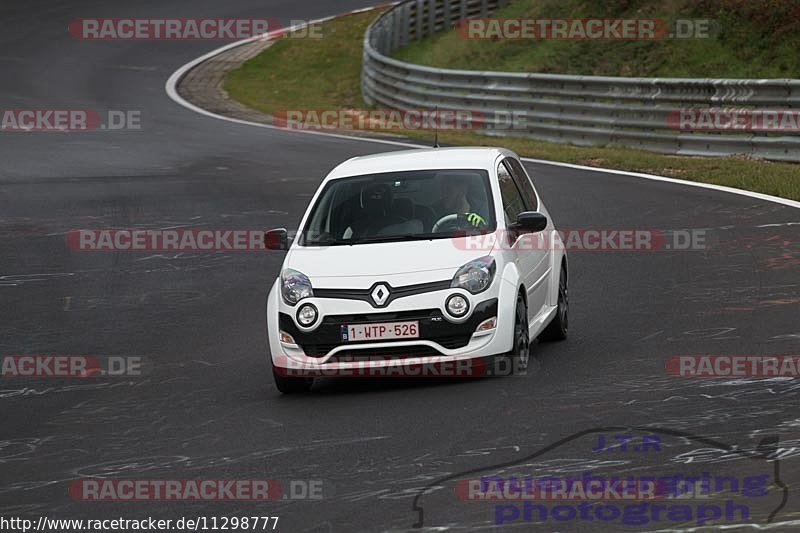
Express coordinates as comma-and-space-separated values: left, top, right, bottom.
325, 147, 515, 181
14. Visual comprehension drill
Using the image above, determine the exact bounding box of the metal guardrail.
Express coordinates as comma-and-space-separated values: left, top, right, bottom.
362, 0, 800, 161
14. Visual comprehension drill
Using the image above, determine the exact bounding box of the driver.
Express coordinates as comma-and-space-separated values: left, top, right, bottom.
431, 173, 486, 228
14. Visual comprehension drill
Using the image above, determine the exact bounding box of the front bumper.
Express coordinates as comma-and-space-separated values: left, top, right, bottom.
267, 277, 515, 374
279, 298, 497, 359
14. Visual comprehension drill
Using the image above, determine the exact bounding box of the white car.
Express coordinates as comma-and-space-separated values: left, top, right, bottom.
265, 147, 568, 393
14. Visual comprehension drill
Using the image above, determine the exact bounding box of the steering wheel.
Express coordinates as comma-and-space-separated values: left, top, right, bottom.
431, 214, 461, 233
432, 213, 488, 233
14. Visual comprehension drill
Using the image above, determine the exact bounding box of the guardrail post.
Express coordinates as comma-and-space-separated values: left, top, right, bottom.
382, 19, 391, 54
399, 4, 409, 47
386, 10, 402, 50
428, 0, 437, 35
416, 0, 424, 39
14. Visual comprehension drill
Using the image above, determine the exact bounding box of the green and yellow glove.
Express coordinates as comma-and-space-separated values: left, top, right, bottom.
466, 212, 486, 227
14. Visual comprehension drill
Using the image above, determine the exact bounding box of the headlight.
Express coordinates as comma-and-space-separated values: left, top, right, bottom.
281, 268, 313, 305
451, 256, 495, 294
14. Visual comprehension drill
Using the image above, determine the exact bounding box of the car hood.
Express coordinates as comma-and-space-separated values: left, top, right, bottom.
285, 236, 497, 285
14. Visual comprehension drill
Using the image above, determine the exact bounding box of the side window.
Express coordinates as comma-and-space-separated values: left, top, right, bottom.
497, 162, 526, 225
505, 158, 538, 211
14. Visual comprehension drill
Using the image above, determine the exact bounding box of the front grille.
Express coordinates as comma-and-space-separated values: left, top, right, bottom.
315, 280, 451, 309
320, 309, 439, 324
326, 345, 442, 363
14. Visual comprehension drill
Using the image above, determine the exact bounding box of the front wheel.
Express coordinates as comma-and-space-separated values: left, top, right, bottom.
272, 362, 314, 394
539, 264, 568, 341
498, 294, 530, 375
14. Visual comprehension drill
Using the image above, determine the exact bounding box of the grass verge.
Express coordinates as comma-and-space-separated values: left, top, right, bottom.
394, 0, 800, 78
224, 9, 800, 201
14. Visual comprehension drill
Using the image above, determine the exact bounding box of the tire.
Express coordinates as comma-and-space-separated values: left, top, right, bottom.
272, 362, 314, 394
539, 264, 568, 342
497, 294, 530, 375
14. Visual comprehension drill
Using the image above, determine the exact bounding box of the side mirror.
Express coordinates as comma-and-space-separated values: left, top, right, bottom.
511, 212, 548, 234
264, 228, 289, 250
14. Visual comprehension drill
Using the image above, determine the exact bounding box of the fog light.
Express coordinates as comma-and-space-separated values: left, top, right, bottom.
297, 303, 318, 327
476, 317, 497, 332
446, 294, 470, 317
279, 330, 296, 344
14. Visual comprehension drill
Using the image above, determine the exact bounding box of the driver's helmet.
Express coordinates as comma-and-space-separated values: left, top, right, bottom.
437, 171, 471, 195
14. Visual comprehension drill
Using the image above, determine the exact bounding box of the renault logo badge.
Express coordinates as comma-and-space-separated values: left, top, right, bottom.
371, 284, 390, 306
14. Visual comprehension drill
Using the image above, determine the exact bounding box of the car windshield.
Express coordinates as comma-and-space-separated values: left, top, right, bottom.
299, 169, 496, 246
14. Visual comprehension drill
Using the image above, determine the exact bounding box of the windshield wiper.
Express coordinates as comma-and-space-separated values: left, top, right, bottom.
306, 231, 482, 246
353, 233, 445, 244
302, 238, 353, 246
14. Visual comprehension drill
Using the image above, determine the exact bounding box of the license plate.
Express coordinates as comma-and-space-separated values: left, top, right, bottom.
342, 321, 419, 342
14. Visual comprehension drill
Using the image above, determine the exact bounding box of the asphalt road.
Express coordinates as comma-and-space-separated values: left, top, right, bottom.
1, 1, 799, 531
